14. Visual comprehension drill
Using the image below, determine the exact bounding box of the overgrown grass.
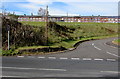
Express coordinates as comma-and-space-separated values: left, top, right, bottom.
0, 49, 2, 56
113, 39, 120, 45
15, 35, 117, 55
3, 21, 118, 56
23, 22, 117, 39
52, 35, 117, 48
115, 39, 120, 43
19, 21, 118, 48
20, 21, 118, 28
17, 45, 59, 50
20, 21, 46, 27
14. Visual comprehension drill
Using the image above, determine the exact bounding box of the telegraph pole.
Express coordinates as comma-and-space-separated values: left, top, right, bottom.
45, 5, 48, 45
7, 25, 10, 50
67, 12, 68, 22
8, 30, 10, 50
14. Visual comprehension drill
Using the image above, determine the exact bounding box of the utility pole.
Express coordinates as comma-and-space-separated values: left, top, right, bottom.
45, 5, 48, 45
8, 30, 10, 50
7, 25, 10, 50
67, 12, 68, 22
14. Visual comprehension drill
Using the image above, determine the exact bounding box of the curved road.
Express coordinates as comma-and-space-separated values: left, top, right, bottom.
40, 37, 119, 60
2, 37, 119, 78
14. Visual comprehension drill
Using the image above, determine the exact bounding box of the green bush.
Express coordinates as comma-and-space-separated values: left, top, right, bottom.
2, 49, 14, 56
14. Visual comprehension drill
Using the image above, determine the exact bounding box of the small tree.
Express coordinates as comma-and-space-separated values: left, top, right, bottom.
38, 8, 46, 16
7, 13, 19, 21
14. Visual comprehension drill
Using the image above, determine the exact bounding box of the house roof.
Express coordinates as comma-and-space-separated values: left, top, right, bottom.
17, 15, 118, 18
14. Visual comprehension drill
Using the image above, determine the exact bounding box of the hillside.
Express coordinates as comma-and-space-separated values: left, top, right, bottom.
2, 17, 45, 50
2, 17, 74, 50
2, 17, 118, 56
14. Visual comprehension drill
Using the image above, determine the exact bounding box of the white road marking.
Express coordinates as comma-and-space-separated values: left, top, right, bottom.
2, 67, 67, 71
27, 56, 35, 58
107, 59, 116, 61
94, 59, 103, 61
60, 57, 68, 60
106, 52, 119, 57
17, 56, 24, 58
1, 76, 28, 78
104, 43, 117, 49
71, 58, 80, 60
83, 58, 92, 60
92, 43, 94, 46
100, 71, 119, 74
38, 57, 45, 59
17, 55, 117, 62
94, 46, 101, 50
92, 43, 101, 50
48, 57, 56, 59
114, 39, 116, 40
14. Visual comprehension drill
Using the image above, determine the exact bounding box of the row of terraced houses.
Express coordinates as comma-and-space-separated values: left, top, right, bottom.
18, 15, 119, 23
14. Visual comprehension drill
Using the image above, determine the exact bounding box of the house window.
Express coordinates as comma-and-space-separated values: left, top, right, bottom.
111, 19, 114, 21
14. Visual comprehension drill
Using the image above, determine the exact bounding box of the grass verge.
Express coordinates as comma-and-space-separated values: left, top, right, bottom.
13, 35, 117, 56
52, 35, 117, 48
0, 49, 2, 56
112, 39, 120, 45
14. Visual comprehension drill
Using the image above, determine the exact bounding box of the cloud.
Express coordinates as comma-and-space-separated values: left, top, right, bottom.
18, 3, 39, 9
66, 2, 118, 16
1, 0, 27, 2
2, 0, 119, 2
49, 8, 66, 15
2, 0, 118, 16
17, 2, 67, 15
26, 0, 55, 5
17, 3, 40, 15
8, 10, 25, 15
57, 0, 119, 2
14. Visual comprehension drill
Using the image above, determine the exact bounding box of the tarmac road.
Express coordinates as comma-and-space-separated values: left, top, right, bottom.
44, 37, 119, 60
1, 37, 119, 78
